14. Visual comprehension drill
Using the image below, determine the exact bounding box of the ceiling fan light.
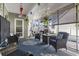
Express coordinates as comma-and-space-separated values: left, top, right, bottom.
18, 14, 22, 17
38, 3, 40, 6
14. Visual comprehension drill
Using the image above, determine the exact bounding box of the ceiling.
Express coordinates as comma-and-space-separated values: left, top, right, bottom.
29, 3, 71, 19
5, 3, 71, 19
5, 3, 36, 15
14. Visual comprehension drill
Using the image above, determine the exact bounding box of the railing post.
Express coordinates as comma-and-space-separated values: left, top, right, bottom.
75, 3, 78, 51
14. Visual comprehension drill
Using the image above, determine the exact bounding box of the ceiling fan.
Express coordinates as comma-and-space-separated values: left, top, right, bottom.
19, 3, 23, 17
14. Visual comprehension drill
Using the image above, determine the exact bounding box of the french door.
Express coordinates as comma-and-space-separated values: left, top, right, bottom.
15, 18, 24, 38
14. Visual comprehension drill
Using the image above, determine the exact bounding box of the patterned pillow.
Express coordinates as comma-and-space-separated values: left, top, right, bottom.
57, 34, 63, 39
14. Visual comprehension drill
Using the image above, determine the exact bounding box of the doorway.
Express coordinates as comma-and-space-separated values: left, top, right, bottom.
14, 18, 24, 38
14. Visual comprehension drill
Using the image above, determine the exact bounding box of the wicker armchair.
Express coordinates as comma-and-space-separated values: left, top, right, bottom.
49, 32, 69, 52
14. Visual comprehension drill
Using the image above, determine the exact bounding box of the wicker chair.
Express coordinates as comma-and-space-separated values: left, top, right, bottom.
49, 32, 69, 52
35, 33, 40, 40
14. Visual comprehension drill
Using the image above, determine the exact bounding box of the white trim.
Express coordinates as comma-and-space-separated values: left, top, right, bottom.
14, 18, 24, 38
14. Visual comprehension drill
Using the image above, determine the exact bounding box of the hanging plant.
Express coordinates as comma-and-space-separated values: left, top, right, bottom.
42, 16, 48, 26
25, 16, 28, 21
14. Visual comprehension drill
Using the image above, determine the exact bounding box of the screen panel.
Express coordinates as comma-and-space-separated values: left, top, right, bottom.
59, 7, 76, 24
